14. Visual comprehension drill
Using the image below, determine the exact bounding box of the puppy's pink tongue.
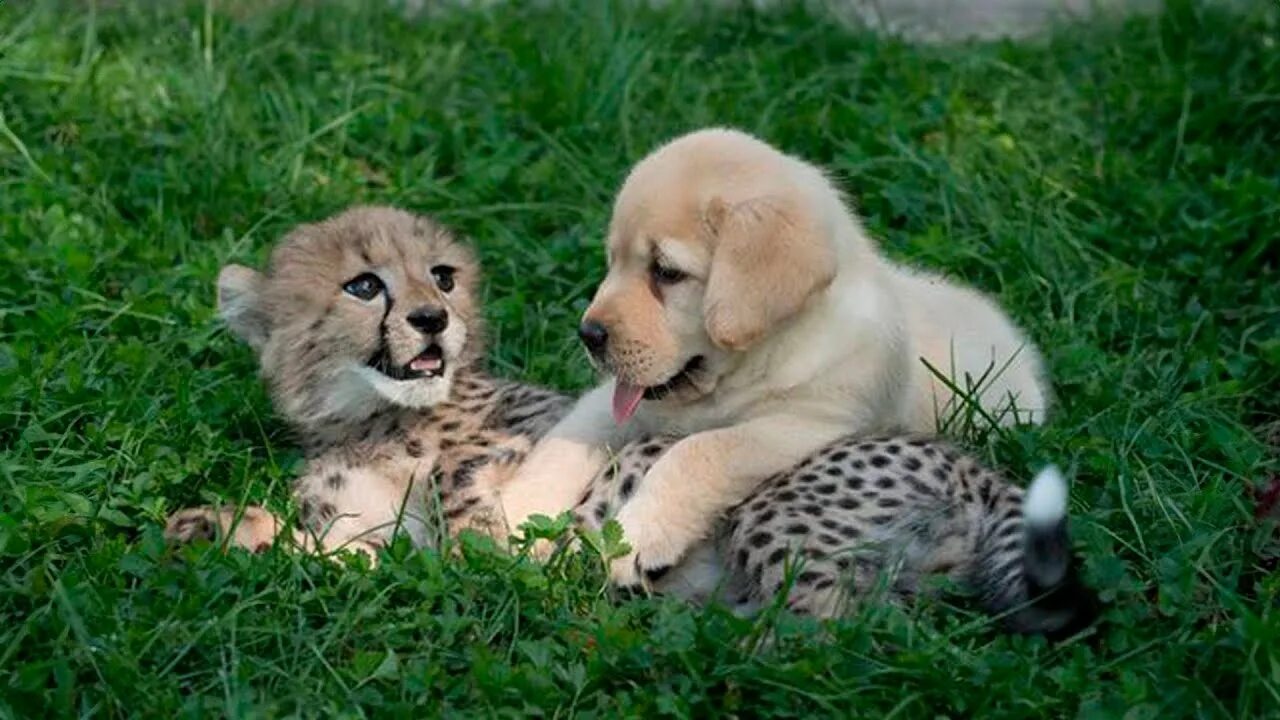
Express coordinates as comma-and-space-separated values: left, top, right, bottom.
612, 382, 644, 425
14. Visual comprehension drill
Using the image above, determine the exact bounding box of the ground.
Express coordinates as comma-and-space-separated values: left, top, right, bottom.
1, 0, 1278, 716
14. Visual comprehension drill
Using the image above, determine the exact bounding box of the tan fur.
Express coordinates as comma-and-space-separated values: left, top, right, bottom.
701, 194, 836, 351
500, 128, 1049, 585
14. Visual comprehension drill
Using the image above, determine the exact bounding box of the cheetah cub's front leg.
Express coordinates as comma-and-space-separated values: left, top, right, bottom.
163, 505, 386, 562
166, 430, 533, 561
164, 456, 422, 564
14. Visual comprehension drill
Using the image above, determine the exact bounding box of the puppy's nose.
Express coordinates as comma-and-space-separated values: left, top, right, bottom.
578, 320, 609, 356
407, 306, 449, 335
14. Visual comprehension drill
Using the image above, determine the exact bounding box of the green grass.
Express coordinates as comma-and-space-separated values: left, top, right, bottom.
2, 0, 1279, 715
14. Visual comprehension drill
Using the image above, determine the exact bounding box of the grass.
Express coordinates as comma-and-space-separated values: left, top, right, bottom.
2, 0, 1278, 715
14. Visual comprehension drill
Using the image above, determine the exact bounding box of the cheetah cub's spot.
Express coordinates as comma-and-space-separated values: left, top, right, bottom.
579, 435, 1100, 639
165, 207, 570, 559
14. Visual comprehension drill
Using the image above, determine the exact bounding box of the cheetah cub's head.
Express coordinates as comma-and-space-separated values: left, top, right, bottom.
217, 206, 484, 428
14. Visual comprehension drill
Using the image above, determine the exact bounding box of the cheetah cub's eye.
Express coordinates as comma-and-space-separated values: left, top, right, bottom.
342, 273, 384, 301
430, 265, 456, 293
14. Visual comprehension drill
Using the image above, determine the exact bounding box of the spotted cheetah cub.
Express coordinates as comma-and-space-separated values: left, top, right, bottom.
580, 435, 1099, 638
165, 207, 568, 557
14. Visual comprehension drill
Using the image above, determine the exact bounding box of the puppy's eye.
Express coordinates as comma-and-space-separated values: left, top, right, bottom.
650, 262, 686, 286
342, 273, 384, 301
430, 265, 456, 293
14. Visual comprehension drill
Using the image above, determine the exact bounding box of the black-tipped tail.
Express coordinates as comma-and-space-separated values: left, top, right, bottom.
980, 467, 1100, 639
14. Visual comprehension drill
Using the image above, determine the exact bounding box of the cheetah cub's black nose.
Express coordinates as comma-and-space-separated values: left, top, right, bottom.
578, 320, 609, 356
407, 306, 449, 335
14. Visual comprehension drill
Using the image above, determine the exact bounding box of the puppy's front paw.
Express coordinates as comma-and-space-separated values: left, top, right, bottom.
609, 502, 693, 590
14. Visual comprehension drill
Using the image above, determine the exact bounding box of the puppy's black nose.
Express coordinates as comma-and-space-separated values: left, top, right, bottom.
578, 320, 608, 355
407, 306, 449, 335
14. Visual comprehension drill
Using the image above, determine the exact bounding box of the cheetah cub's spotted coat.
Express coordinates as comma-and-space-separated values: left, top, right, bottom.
165, 207, 568, 557
579, 435, 1099, 638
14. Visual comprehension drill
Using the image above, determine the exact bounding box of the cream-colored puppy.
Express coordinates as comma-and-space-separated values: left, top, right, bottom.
500, 128, 1048, 586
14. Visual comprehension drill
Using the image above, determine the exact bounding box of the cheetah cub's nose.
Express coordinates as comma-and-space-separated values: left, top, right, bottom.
407, 306, 449, 335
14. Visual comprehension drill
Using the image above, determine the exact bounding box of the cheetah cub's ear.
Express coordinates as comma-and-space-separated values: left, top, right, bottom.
217, 264, 270, 351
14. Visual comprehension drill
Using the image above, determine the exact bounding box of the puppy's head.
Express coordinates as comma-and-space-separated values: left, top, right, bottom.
218, 206, 484, 428
581, 129, 838, 422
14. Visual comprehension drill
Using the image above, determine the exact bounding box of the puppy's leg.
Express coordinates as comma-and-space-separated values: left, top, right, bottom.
609, 414, 846, 587
498, 383, 619, 548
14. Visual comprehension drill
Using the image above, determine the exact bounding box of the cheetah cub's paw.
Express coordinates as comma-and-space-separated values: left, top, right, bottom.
164, 505, 284, 553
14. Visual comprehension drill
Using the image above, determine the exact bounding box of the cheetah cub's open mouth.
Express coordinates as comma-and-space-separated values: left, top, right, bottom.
368, 343, 446, 381
408, 344, 445, 378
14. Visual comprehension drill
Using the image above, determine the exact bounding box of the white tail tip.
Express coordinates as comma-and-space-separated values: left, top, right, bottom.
1023, 465, 1068, 527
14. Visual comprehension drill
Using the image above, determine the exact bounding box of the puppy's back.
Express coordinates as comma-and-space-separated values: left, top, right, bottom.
887, 265, 1049, 429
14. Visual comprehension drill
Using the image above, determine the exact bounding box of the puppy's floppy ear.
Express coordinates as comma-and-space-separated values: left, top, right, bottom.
702, 196, 837, 351
217, 264, 270, 351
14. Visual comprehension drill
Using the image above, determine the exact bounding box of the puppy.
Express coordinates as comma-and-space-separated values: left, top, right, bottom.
500, 128, 1048, 586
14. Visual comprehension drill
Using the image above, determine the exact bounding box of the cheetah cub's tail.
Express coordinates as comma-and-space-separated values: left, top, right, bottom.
977, 466, 1100, 640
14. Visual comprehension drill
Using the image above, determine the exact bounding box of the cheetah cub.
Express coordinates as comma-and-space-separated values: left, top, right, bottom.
165, 207, 569, 557
579, 435, 1100, 639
